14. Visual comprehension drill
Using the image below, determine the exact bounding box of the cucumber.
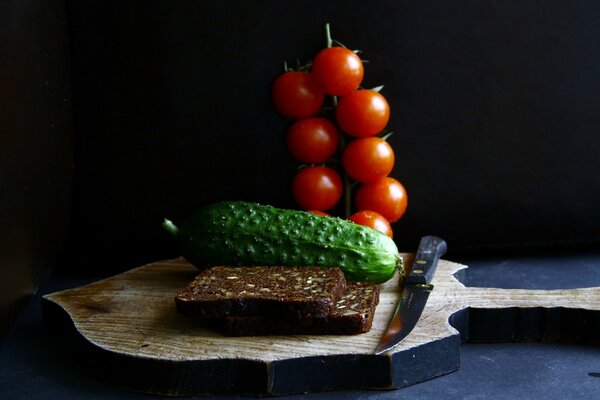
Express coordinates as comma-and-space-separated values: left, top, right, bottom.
163, 201, 403, 283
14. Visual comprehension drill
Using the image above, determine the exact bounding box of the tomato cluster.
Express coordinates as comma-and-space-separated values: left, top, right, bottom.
271, 27, 407, 239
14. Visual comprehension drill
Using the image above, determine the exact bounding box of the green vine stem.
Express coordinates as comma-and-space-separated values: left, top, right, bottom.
324, 22, 352, 218
325, 24, 338, 108
325, 23, 333, 48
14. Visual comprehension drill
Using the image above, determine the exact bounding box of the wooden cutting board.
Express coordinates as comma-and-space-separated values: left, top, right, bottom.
42, 256, 600, 396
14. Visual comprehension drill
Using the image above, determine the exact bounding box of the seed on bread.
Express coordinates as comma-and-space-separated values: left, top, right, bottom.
220, 282, 381, 336
175, 265, 346, 318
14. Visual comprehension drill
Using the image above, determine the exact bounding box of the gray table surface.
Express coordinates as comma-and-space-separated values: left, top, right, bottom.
2, 250, 600, 399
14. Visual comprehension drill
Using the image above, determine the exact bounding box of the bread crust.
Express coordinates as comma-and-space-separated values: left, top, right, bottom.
220, 282, 380, 336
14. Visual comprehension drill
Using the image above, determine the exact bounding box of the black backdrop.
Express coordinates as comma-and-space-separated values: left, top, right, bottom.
62, 0, 600, 274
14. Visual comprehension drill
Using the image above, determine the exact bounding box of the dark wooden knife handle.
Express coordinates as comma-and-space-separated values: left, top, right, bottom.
406, 236, 447, 285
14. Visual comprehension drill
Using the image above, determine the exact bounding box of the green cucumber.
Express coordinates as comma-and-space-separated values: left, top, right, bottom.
163, 201, 403, 283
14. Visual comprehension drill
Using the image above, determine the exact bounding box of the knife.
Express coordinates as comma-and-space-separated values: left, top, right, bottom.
375, 235, 447, 355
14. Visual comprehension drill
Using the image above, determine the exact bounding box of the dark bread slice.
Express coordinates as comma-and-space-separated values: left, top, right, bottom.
220, 282, 380, 336
175, 266, 346, 318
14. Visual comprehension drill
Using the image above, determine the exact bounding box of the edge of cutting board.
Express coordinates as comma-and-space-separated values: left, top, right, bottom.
42, 256, 600, 396
41, 256, 465, 396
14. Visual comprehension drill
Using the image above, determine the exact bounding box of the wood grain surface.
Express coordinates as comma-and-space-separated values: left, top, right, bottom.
42, 256, 600, 396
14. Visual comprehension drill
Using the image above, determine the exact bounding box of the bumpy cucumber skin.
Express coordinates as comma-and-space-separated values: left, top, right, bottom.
178, 201, 403, 283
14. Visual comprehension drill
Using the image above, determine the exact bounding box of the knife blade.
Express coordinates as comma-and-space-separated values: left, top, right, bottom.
375, 235, 447, 355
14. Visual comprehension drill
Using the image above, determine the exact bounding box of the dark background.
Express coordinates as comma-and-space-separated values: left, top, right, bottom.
65, 0, 600, 268
3, 0, 600, 336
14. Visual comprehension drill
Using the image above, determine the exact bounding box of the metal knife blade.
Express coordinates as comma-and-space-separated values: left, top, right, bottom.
375, 236, 447, 355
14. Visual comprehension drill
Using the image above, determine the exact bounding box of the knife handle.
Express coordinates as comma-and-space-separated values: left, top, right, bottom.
406, 236, 447, 285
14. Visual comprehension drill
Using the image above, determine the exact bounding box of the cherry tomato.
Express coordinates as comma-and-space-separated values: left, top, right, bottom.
271, 71, 324, 119
336, 90, 390, 137
286, 118, 339, 163
307, 209, 330, 217
348, 210, 393, 238
355, 177, 407, 222
291, 166, 342, 211
342, 137, 394, 183
311, 47, 364, 96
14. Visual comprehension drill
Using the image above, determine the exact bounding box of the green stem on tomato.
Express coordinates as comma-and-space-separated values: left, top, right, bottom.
381, 131, 395, 141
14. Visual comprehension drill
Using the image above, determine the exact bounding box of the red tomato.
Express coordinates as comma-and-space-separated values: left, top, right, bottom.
307, 209, 330, 217
336, 90, 390, 137
348, 210, 393, 238
342, 137, 394, 183
355, 177, 407, 222
291, 166, 342, 211
271, 71, 324, 119
311, 47, 364, 96
286, 118, 339, 163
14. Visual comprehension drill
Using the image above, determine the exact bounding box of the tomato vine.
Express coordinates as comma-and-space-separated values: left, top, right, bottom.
271, 23, 408, 238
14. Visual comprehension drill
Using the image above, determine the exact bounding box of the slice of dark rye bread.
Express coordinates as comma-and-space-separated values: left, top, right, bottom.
220, 282, 380, 336
175, 266, 347, 318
